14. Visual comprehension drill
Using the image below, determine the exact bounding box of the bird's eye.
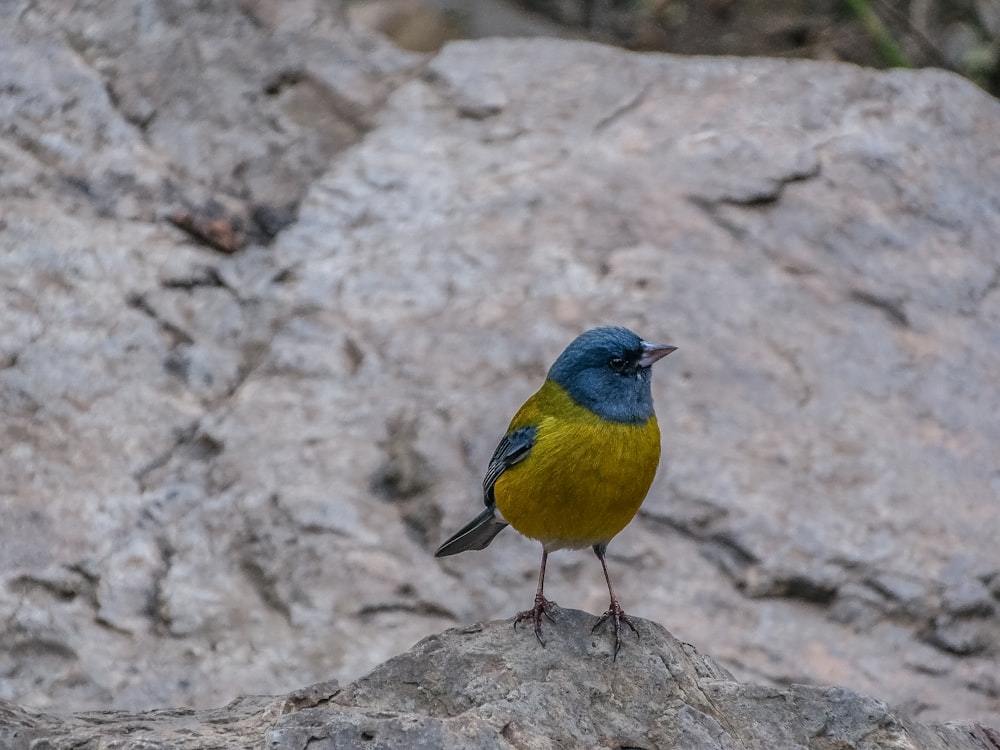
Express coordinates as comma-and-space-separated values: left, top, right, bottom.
609, 357, 626, 372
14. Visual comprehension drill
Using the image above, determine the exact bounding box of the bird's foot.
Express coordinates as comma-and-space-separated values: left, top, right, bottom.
592, 599, 639, 659
513, 594, 556, 646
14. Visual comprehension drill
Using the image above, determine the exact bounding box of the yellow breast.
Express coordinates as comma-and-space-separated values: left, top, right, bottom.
492, 379, 660, 550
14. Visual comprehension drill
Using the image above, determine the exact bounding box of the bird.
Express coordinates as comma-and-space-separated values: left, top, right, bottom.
435, 326, 676, 656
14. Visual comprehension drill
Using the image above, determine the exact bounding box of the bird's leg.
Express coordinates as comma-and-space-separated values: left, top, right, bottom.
591, 543, 639, 659
514, 549, 556, 645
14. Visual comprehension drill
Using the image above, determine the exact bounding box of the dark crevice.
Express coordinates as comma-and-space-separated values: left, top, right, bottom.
594, 81, 653, 132
238, 555, 293, 623
127, 292, 195, 346
133, 421, 222, 489
160, 265, 227, 291
720, 161, 822, 207
849, 288, 910, 328
356, 601, 454, 620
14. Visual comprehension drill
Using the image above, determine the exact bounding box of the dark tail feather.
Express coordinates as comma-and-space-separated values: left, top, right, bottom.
435, 507, 508, 557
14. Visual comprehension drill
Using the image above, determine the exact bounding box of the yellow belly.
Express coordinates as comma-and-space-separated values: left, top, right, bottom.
493, 380, 661, 550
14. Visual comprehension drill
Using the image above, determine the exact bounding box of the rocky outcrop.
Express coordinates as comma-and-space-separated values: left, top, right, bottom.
1, 0, 998, 729
4, 610, 998, 749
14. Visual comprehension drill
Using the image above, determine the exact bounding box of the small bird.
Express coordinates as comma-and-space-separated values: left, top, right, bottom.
435, 326, 676, 656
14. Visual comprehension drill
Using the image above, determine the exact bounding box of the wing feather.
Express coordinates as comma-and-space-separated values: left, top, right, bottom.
483, 425, 536, 505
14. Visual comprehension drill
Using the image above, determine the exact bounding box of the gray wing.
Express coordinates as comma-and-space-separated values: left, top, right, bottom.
483, 425, 537, 506
433, 425, 537, 557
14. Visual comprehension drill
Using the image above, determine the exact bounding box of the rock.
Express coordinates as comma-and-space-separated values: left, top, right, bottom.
867, 572, 935, 613
0, 0, 421, 222
2, 611, 998, 749
942, 579, 996, 618
925, 615, 995, 657
1, 0, 999, 729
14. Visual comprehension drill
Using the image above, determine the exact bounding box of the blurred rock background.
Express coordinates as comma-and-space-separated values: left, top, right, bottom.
1, 0, 998, 729
350, 0, 1000, 93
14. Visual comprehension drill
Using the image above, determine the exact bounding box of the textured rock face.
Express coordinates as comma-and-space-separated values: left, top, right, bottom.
1, 0, 999, 730
3, 610, 999, 750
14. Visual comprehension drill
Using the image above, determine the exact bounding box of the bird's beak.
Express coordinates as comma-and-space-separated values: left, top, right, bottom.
638, 341, 677, 368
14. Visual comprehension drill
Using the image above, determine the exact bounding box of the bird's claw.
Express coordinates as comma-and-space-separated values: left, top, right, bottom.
592, 600, 639, 659
514, 594, 556, 645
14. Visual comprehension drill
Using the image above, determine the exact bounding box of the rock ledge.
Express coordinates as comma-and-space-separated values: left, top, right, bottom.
3, 607, 998, 749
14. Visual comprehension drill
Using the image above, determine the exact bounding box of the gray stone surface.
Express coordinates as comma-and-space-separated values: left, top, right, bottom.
3, 610, 998, 749
1, 0, 999, 730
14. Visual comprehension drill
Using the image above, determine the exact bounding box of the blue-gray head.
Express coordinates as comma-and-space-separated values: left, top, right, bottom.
547, 326, 676, 424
